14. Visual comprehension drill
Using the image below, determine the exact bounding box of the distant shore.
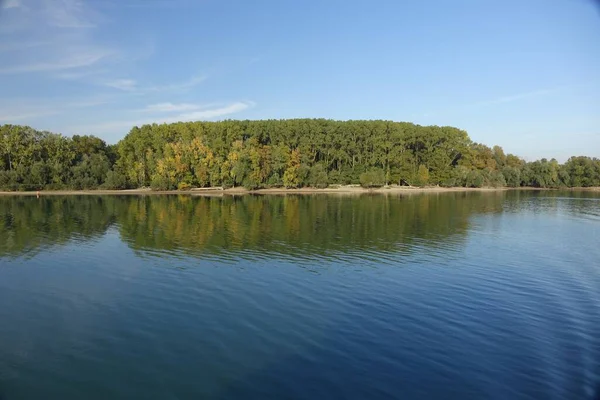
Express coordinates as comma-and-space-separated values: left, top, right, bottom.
1, 185, 599, 196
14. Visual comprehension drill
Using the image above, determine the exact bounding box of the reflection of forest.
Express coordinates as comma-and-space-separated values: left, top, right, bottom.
0, 193, 529, 259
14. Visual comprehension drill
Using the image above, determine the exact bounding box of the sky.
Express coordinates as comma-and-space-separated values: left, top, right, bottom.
0, 0, 598, 161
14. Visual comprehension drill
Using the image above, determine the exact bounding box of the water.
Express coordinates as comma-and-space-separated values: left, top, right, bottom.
0, 191, 599, 399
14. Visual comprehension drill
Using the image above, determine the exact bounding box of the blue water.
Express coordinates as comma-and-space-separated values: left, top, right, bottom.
0, 192, 599, 399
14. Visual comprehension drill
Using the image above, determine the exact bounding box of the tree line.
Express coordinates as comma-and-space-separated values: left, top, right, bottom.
1, 120, 599, 190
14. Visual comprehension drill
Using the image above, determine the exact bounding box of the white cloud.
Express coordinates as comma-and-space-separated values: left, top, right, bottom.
42, 0, 97, 28
54, 68, 108, 80
467, 84, 581, 109
143, 102, 206, 112
2, 0, 22, 9
0, 109, 59, 122
178, 102, 253, 120
473, 88, 557, 107
71, 101, 255, 134
104, 79, 137, 91
150, 75, 207, 92
98, 75, 206, 94
0, 40, 50, 52
0, 0, 116, 74
0, 48, 113, 73
0, 95, 116, 124
0, 0, 242, 139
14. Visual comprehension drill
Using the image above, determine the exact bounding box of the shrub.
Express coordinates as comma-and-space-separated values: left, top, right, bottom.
242, 177, 261, 190
489, 170, 506, 188
177, 182, 192, 191
441, 178, 457, 188
309, 164, 328, 188
150, 174, 174, 191
466, 170, 484, 188
0, 170, 18, 190
267, 174, 282, 187
502, 166, 521, 187
359, 168, 385, 188
416, 164, 430, 186
298, 164, 310, 187
451, 166, 470, 187
103, 170, 128, 190
328, 169, 342, 185
70, 176, 97, 190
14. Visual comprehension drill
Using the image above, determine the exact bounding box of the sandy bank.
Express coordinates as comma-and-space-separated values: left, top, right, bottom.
1, 185, 598, 197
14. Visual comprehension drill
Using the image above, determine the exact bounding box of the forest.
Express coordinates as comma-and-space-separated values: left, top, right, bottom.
0, 120, 599, 191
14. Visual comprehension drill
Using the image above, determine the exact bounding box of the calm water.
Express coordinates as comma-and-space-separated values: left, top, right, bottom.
1, 191, 599, 399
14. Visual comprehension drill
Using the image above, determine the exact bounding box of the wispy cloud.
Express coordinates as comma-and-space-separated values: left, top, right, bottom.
467, 82, 594, 110
0, 40, 50, 52
98, 75, 206, 94
54, 68, 109, 80
0, 0, 116, 74
413, 84, 581, 121
43, 0, 97, 28
0, 109, 59, 122
71, 101, 255, 135
104, 79, 137, 91
0, 0, 248, 140
99, 0, 196, 9
0, 95, 115, 123
149, 75, 207, 92
143, 102, 211, 112
177, 102, 253, 120
2, 0, 22, 9
468, 87, 563, 108
0, 48, 113, 73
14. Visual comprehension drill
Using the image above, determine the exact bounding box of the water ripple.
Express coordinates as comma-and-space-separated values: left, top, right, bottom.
0, 192, 599, 399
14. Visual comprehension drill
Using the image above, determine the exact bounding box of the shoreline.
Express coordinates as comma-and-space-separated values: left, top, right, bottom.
0, 186, 598, 196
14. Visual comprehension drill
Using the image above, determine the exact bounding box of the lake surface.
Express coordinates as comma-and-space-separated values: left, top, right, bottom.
0, 191, 599, 399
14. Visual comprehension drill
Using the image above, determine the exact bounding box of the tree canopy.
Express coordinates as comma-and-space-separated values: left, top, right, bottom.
1, 120, 598, 191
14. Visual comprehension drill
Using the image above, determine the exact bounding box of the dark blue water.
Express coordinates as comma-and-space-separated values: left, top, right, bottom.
0, 192, 599, 399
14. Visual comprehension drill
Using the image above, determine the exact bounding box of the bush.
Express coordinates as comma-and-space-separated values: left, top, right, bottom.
451, 166, 470, 187
30, 162, 50, 187
242, 177, 261, 190
103, 170, 128, 190
0, 170, 18, 190
415, 164, 430, 186
489, 170, 506, 188
267, 174, 282, 187
150, 174, 174, 191
466, 170, 484, 188
360, 168, 385, 188
440, 178, 457, 188
177, 182, 192, 191
328, 169, 342, 185
309, 164, 328, 188
45, 182, 66, 190
502, 166, 521, 187
70, 176, 97, 190
298, 164, 310, 187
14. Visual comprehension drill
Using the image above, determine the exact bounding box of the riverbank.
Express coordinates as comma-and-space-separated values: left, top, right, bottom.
1, 186, 599, 196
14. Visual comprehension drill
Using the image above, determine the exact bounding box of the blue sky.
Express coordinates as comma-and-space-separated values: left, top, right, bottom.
0, 0, 598, 160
